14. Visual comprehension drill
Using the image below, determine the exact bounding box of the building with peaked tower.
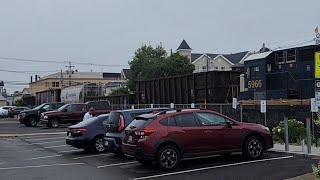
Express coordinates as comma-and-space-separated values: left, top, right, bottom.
176, 40, 250, 73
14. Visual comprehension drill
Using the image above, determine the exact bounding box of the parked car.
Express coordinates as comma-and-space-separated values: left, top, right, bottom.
18, 102, 65, 127
8, 107, 30, 119
40, 101, 111, 128
122, 109, 273, 171
104, 108, 167, 156
66, 114, 109, 152
0, 106, 16, 118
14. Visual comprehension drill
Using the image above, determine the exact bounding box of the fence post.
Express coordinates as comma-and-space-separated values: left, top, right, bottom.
284, 117, 289, 151
306, 118, 312, 154
151, 104, 154, 108
240, 104, 243, 122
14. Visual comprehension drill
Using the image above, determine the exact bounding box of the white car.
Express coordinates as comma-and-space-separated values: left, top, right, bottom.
0, 106, 16, 118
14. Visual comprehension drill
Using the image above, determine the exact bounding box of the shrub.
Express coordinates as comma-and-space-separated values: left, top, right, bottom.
313, 164, 320, 179
272, 119, 306, 144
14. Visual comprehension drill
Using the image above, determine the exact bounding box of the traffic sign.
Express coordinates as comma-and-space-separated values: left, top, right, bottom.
311, 98, 318, 112
316, 92, 320, 107
261, 100, 267, 113
315, 52, 320, 78
232, 98, 237, 109
316, 80, 320, 91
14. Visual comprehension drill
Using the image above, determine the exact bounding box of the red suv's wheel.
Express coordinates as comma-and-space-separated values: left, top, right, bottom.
156, 145, 181, 171
243, 136, 264, 159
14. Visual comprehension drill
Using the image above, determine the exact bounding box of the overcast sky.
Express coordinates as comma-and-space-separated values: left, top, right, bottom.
0, 0, 319, 93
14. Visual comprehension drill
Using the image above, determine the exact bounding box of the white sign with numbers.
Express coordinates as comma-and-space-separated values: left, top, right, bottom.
311, 98, 319, 112
232, 98, 237, 109
316, 92, 320, 107
261, 100, 267, 113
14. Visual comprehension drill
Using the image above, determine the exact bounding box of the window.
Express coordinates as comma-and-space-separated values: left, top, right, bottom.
249, 66, 259, 78
52, 82, 60, 88
286, 49, 296, 62
174, 113, 198, 127
195, 112, 226, 126
275, 51, 285, 64
45, 82, 49, 88
267, 64, 272, 72
215, 67, 219, 70
42, 104, 50, 111
159, 117, 177, 126
72, 104, 85, 111
102, 117, 110, 126
221, 67, 225, 70
64, 105, 72, 112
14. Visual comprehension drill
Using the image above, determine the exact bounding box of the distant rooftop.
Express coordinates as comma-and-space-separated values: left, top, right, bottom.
177, 39, 192, 50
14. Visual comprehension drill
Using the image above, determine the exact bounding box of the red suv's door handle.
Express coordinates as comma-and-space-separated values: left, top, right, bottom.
172, 131, 184, 134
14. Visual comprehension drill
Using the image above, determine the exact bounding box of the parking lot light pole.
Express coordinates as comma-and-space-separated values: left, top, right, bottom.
306, 118, 312, 154
284, 117, 289, 151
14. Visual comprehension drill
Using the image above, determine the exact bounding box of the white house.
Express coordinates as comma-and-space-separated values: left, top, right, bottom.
176, 40, 250, 73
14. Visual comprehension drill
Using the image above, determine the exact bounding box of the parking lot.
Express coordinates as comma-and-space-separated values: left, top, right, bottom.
0, 118, 318, 180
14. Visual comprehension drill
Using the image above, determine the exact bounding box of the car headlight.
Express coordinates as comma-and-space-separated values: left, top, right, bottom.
44, 116, 48, 119
21, 113, 26, 117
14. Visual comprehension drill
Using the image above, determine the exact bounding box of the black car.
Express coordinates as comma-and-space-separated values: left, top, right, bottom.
19, 102, 65, 127
104, 108, 167, 156
66, 114, 109, 152
8, 107, 30, 118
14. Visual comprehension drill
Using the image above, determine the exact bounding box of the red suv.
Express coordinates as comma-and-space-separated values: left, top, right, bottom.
122, 109, 273, 171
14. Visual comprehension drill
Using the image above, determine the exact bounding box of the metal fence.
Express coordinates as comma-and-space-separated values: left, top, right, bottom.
109, 102, 315, 128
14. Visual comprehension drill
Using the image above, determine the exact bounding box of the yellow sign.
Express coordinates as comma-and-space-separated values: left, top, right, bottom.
316, 52, 320, 78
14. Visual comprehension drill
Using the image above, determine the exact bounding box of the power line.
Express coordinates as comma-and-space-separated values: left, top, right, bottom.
0, 69, 58, 74
0, 56, 129, 67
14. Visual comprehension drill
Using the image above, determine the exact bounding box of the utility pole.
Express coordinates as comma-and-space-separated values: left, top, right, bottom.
65, 61, 75, 87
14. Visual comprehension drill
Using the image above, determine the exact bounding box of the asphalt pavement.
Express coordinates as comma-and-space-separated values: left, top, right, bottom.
0, 118, 318, 180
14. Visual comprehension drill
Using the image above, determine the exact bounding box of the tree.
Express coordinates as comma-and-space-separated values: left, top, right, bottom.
15, 99, 26, 106
128, 44, 195, 90
109, 87, 130, 96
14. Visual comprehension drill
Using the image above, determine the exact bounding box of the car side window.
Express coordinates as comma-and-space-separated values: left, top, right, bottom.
102, 117, 110, 126
64, 105, 72, 112
174, 113, 198, 127
42, 104, 50, 111
195, 112, 226, 126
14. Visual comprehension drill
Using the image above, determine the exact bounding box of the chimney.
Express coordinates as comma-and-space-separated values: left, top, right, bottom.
30, 76, 33, 83
262, 43, 266, 52
35, 75, 38, 82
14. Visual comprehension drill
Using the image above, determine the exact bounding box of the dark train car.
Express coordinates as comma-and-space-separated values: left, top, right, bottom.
136, 71, 240, 104
241, 43, 320, 100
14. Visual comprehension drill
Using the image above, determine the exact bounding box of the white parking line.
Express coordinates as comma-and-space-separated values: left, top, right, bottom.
133, 156, 293, 180
58, 150, 83, 154
0, 163, 84, 170
73, 153, 112, 160
44, 145, 68, 148
34, 140, 65, 145
24, 137, 65, 141
18, 132, 66, 136
97, 161, 138, 168
26, 154, 63, 160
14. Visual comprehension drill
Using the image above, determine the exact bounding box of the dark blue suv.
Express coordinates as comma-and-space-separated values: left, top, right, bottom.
104, 108, 167, 156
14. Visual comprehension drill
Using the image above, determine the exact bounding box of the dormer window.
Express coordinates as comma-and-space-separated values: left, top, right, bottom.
275, 51, 285, 64
286, 49, 296, 63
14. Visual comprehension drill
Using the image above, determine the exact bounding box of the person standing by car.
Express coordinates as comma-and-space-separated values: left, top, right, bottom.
83, 107, 94, 121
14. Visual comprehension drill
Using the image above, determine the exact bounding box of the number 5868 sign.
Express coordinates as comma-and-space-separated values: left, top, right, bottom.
248, 80, 262, 89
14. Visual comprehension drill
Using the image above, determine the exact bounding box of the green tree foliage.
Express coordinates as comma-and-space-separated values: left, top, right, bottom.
109, 87, 129, 96
15, 99, 26, 106
128, 45, 195, 90
272, 119, 306, 143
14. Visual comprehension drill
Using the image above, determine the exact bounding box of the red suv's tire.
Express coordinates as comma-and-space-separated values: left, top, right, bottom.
243, 136, 264, 159
156, 145, 181, 171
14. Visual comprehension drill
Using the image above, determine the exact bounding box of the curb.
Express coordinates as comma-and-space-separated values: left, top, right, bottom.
0, 134, 18, 138
268, 150, 320, 158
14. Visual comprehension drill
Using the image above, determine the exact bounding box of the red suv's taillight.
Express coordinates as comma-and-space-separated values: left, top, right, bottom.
134, 129, 155, 139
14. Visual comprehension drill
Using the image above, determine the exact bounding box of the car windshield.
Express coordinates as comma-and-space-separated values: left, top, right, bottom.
57, 104, 69, 111
32, 104, 45, 110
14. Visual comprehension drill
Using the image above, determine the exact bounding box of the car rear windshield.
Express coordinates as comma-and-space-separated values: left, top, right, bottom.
107, 112, 121, 125
125, 117, 154, 130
